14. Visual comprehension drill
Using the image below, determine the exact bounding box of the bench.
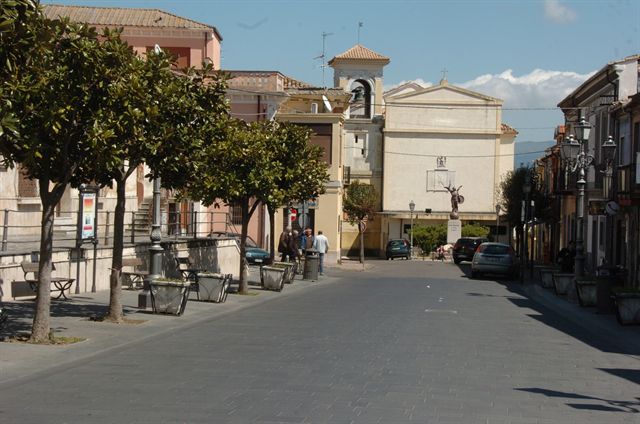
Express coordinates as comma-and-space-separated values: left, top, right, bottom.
19, 262, 75, 300
120, 257, 148, 290
175, 257, 206, 300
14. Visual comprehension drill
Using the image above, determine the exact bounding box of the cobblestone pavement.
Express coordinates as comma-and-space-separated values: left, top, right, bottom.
0, 259, 639, 423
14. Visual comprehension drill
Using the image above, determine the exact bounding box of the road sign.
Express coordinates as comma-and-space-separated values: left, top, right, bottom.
298, 213, 308, 229
289, 208, 297, 221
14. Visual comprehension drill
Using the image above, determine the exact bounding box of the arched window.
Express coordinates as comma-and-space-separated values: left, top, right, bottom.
349, 79, 371, 118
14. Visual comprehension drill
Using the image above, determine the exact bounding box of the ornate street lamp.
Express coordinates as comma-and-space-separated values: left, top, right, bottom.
522, 177, 532, 281
559, 117, 595, 278
409, 200, 415, 259
139, 176, 163, 308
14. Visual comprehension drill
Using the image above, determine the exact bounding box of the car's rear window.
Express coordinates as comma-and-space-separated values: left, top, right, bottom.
479, 245, 511, 254
389, 240, 405, 247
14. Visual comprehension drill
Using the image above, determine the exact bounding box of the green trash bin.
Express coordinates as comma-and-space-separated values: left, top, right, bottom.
303, 249, 319, 281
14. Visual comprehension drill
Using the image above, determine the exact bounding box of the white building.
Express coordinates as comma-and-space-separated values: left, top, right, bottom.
381, 79, 517, 244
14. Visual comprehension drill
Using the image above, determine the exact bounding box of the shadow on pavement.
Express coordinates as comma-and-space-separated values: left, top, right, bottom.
598, 368, 640, 386
516, 387, 640, 413
501, 281, 640, 356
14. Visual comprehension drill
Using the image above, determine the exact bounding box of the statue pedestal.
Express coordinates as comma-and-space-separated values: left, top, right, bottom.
447, 219, 461, 243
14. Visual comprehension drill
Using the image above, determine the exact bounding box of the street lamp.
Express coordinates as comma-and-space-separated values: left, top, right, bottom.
409, 200, 415, 259
559, 116, 601, 278
139, 176, 163, 308
495, 204, 501, 244
522, 177, 532, 282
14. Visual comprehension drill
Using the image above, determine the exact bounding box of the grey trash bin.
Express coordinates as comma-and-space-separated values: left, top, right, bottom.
303, 250, 319, 281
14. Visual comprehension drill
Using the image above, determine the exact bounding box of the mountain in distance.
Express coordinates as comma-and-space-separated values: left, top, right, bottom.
514, 140, 555, 168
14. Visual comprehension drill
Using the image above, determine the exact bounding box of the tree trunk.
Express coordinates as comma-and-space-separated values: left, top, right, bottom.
107, 175, 126, 322
267, 204, 276, 263
238, 198, 250, 294
359, 222, 365, 264
30, 180, 65, 343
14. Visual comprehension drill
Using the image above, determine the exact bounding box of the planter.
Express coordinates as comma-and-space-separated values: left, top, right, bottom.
149, 279, 190, 315
596, 276, 616, 314
197, 273, 231, 303
260, 266, 285, 292
613, 291, 640, 325
552, 273, 574, 296
538, 267, 559, 289
575, 279, 597, 307
271, 262, 296, 284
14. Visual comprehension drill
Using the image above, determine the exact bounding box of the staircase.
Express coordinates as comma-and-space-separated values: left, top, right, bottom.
124, 200, 152, 242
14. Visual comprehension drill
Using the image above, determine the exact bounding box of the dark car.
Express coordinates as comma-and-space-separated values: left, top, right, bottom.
452, 237, 489, 264
386, 239, 411, 260
209, 231, 272, 265
471, 242, 519, 279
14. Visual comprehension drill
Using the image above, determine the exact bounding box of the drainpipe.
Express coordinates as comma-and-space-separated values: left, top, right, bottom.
257, 94, 262, 122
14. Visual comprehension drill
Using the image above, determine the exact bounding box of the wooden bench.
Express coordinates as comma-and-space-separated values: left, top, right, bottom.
120, 257, 148, 290
19, 262, 75, 300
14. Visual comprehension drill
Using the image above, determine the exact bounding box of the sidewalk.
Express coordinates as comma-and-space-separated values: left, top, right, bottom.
516, 271, 640, 357
0, 261, 371, 386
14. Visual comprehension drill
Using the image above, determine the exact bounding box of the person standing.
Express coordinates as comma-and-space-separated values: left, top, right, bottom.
301, 227, 315, 255
314, 230, 329, 275
278, 226, 292, 262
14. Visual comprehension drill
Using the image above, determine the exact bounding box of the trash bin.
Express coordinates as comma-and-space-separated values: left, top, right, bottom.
303, 249, 319, 281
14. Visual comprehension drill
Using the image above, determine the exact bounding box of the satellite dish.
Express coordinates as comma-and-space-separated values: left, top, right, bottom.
322, 95, 333, 112
154, 44, 162, 54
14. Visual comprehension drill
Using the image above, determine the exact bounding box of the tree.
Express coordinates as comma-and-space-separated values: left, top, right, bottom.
182, 119, 328, 294
255, 121, 328, 262
0, 0, 41, 138
412, 224, 447, 254
91, 46, 228, 322
343, 182, 378, 263
498, 166, 551, 251
461, 223, 490, 238
0, 17, 139, 342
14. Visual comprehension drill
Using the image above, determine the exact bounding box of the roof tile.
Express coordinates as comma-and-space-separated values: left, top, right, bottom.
43, 4, 220, 36
328, 44, 389, 65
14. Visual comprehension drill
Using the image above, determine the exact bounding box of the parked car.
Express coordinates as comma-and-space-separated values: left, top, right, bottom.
385, 239, 411, 260
470, 242, 519, 279
209, 231, 272, 265
452, 237, 489, 264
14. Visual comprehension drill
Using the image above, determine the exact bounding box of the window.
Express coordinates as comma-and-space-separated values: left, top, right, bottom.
230, 204, 242, 226
354, 133, 367, 157
349, 80, 371, 119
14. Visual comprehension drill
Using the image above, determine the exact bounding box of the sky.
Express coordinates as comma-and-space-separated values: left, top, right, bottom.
44, 0, 640, 165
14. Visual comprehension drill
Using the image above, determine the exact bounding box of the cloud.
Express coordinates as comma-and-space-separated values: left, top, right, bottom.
544, 0, 577, 24
459, 68, 594, 109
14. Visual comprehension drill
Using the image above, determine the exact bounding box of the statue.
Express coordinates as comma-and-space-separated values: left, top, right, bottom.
444, 184, 464, 219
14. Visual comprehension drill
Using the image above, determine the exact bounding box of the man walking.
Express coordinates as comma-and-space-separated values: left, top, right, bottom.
314, 230, 329, 275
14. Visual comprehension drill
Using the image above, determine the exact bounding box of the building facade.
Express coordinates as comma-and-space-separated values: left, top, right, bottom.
381, 79, 516, 247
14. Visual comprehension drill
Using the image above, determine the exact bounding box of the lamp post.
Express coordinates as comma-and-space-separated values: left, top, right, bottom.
495, 204, 501, 244
559, 117, 617, 279
138, 176, 163, 309
522, 177, 532, 282
409, 200, 415, 259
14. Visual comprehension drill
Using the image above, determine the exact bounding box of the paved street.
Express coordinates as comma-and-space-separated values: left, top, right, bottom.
1, 260, 639, 423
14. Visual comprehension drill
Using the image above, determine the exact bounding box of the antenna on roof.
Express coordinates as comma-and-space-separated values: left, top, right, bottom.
357, 22, 363, 44
313, 31, 333, 88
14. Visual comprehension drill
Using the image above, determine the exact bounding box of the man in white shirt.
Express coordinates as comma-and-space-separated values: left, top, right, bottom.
314, 230, 329, 275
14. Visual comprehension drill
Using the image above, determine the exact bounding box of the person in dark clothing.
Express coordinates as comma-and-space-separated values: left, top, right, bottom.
288, 230, 300, 263
557, 241, 575, 273
278, 227, 292, 262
